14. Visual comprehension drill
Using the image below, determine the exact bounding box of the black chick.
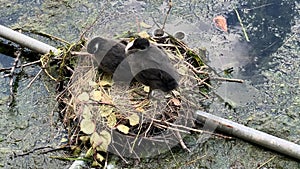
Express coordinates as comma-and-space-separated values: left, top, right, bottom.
125, 38, 179, 93
87, 37, 132, 81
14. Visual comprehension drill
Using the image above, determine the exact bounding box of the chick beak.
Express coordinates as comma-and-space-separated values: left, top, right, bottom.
125, 41, 134, 54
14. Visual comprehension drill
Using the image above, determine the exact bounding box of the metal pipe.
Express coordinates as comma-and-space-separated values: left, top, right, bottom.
196, 110, 300, 160
0, 25, 58, 54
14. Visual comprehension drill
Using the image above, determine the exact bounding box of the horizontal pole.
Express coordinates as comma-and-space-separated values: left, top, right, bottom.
196, 110, 300, 160
0, 25, 58, 54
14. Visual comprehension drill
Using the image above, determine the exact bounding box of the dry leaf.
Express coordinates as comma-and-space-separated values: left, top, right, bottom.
100, 105, 113, 117
135, 107, 145, 113
82, 106, 92, 119
117, 124, 130, 134
85, 147, 94, 158
96, 130, 111, 152
101, 93, 112, 104
90, 132, 102, 149
107, 113, 117, 128
99, 74, 112, 87
79, 136, 90, 142
96, 153, 105, 162
80, 119, 95, 134
170, 98, 181, 106
91, 90, 102, 101
88, 81, 98, 87
143, 86, 150, 93
92, 160, 101, 167
138, 31, 151, 39
213, 15, 228, 33
77, 92, 89, 102
127, 113, 140, 126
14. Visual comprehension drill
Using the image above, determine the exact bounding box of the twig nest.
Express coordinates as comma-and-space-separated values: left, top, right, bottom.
68, 34, 209, 159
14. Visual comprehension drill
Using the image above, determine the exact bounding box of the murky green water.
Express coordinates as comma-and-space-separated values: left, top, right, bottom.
0, 0, 299, 168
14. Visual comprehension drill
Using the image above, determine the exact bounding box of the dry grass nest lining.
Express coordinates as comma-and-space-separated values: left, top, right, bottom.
67, 37, 209, 158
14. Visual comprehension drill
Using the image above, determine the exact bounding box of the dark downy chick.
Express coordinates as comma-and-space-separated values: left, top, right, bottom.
125, 38, 179, 93
87, 37, 132, 81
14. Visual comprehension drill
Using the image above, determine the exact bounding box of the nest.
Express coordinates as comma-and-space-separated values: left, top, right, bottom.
66, 34, 210, 160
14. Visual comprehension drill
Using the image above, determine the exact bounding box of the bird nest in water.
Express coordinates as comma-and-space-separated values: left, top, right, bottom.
66, 33, 210, 161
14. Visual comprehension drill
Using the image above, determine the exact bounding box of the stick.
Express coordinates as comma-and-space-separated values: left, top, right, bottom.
196, 110, 300, 160
0, 25, 59, 54
232, 6, 250, 42
210, 76, 244, 83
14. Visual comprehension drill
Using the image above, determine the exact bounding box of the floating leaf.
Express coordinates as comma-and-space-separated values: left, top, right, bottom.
91, 90, 102, 101
90, 132, 102, 149
213, 15, 228, 33
107, 113, 117, 128
96, 130, 111, 152
100, 105, 114, 117
78, 92, 89, 102
80, 119, 95, 134
117, 124, 130, 134
127, 113, 140, 126
82, 106, 92, 119
143, 86, 150, 93
140, 21, 152, 29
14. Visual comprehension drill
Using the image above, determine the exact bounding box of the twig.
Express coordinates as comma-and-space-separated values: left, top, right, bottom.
184, 60, 208, 74
6, 50, 21, 106
79, 1, 108, 40
26, 69, 43, 89
14, 145, 54, 157
210, 76, 244, 83
257, 155, 276, 169
162, 0, 173, 30
71, 51, 90, 56
32, 30, 70, 45
185, 154, 207, 165
151, 118, 232, 139
244, 3, 273, 12
232, 5, 250, 42
175, 130, 191, 152
0, 60, 41, 72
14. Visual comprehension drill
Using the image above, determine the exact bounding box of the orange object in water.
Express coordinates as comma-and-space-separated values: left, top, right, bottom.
213, 15, 228, 33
